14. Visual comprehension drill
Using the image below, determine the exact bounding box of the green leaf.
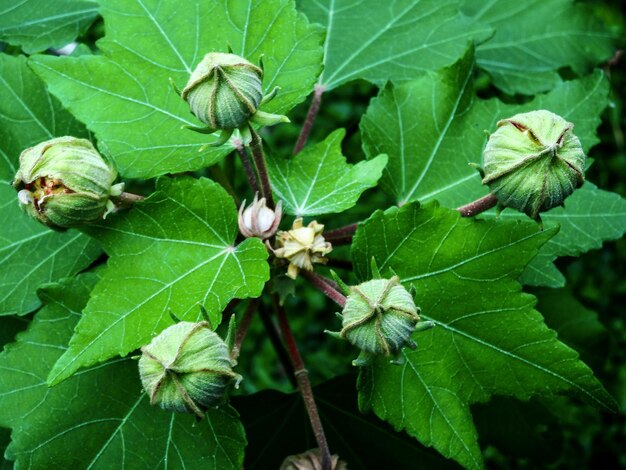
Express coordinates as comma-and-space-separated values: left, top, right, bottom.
235, 374, 460, 469
535, 287, 609, 371
0, 54, 101, 316
361, 51, 626, 287
31, 0, 323, 179
267, 129, 387, 217
464, 0, 617, 95
0, 0, 99, 54
297, 0, 491, 90
0, 273, 246, 469
351, 202, 616, 469
48, 176, 269, 385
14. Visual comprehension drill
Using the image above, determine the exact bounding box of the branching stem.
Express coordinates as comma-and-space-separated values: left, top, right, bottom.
112, 191, 145, 205
272, 295, 332, 470
258, 304, 297, 388
456, 193, 498, 217
248, 127, 274, 207
230, 299, 259, 362
302, 271, 347, 308
293, 85, 325, 154
324, 222, 358, 246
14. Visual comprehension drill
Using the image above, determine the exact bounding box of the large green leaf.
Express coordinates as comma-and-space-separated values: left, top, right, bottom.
0, 273, 246, 469
47, 177, 269, 385
235, 374, 460, 469
31, 0, 323, 179
0, 54, 101, 316
297, 0, 490, 90
464, 0, 617, 95
267, 129, 387, 217
361, 51, 626, 287
351, 202, 616, 469
0, 0, 98, 54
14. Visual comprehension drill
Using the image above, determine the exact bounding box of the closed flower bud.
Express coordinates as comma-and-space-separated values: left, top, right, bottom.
238, 193, 282, 239
182, 52, 263, 131
280, 449, 348, 470
179, 52, 289, 146
139, 321, 238, 417
13, 136, 123, 230
482, 110, 586, 219
335, 276, 421, 365
274, 218, 332, 280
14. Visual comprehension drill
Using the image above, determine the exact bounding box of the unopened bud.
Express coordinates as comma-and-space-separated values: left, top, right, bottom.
280, 449, 348, 470
13, 136, 122, 230
238, 194, 282, 239
482, 110, 586, 220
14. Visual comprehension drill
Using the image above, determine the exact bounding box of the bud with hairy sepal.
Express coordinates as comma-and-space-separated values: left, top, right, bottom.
180, 52, 288, 146
238, 193, 282, 239
139, 321, 239, 417
13, 136, 123, 230
481, 109, 585, 220
280, 448, 348, 470
273, 218, 332, 279
326, 270, 434, 366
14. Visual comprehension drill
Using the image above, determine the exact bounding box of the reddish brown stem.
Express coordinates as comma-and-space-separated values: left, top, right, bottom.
258, 305, 297, 388
233, 138, 260, 196
456, 193, 498, 217
324, 222, 358, 246
248, 127, 275, 208
302, 270, 347, 308
111, 191, 145, 205
293, 85, 325, 154
230, 299, 259, 362
273, 295, 332, 470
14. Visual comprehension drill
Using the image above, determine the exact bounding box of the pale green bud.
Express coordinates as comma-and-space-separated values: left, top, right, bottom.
339, 276, 420, 360
482, 110, 586, 219
182, 52, 264, 130
280, 449, 348, 470
138, 321, 238, 417
13, 137, 122, 230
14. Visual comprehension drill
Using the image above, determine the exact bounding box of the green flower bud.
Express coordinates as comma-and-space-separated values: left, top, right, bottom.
482, 110, 585, 219
139, 321, 238, 417
178, 52, 289, 147
13, 136, 122, 230
182, 52, 263, 131
339, 276, 420, 363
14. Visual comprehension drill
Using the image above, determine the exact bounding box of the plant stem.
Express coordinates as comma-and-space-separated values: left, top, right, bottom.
272, 295, 333, 470
456, 193, 498, 217
324, 222, 358, 246
233, 138, 260, 196
302, 271, 347, 308
112, 191, 145, 205
258, 304, 297, 388
248, 126, 275, 207
294, 84, 325, 154
230, 299, 259, 362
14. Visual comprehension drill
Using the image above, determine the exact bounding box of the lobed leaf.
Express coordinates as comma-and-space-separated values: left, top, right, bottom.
0, 54, 101, 316
298, 0, 491, 90
267, 129, 387, 217
47, 177, 269, 385
351, 202, 616, 468
361, 50, 626, 287
0, 273, 246, 469
464, 0, 617, 95
31, 0, 324, 179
